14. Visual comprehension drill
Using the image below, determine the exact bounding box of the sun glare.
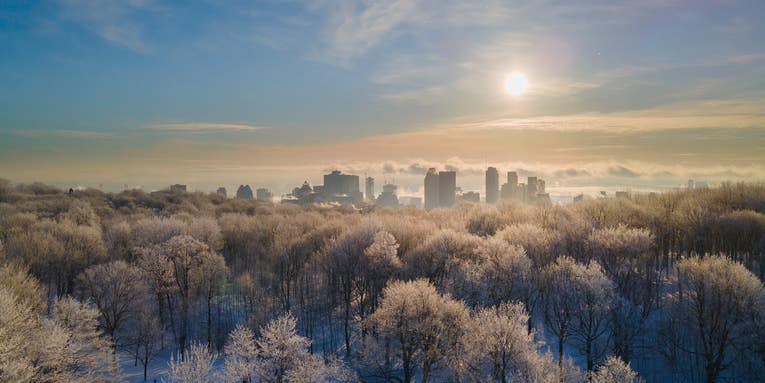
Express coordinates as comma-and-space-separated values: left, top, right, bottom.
504, 71, 529, 97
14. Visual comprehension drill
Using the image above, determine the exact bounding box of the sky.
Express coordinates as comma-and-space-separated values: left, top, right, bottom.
1, 0, 764, 199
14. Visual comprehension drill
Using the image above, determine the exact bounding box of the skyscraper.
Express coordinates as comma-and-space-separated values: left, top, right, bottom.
485, 167, 499, 204
236, 185, 254, 199
507, 171, 518, 187
424, 168, 440, 210
323, 170, 363, 203
526, 176, 538, 203
365, 176, 375, 201
438, 171, 456, 207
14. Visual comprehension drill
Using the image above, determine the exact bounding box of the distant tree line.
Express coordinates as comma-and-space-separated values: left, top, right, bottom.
1, 178, 764, 382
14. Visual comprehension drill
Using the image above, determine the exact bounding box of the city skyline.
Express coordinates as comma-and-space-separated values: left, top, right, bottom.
1, 1, 764, 195
99, 165, 677, 206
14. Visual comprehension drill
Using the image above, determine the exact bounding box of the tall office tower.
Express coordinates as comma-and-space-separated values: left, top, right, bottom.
438, 171, 457, 207
424, 168, 440, 209
526, 176, 538, 202
538, 179, 545, 194
507, 171, 518, 186
687, 179, 695, 190
323, 170, 363, 203
485, 167, 499, 204
365, 177, 375, 201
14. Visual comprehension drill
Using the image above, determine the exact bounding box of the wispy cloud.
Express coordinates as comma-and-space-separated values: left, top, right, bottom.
144, 123, 269, 132
10, 129, 116, 139
446, 98, 765, 133
56, 0, 153, 52
318, 0, 419, 62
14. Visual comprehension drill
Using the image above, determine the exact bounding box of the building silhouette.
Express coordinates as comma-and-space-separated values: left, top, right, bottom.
365, 177, 375, 201
438, 171, 456, 208
256, 188, 273, 201
376, 183, 399, 207
527, 176, 538, 200
424, 168, 440, 210
236, 185, 254, 199
501, 171, 519, 200
485, 167, 499, 204
507, 171, 518, 187
216, 187, 227, 198
489, 170, 548, 204
323, 170, 363, 204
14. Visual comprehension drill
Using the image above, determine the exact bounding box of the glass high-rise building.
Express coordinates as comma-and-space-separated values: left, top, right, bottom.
485, 167, 499, 204
424, 168, 440, 209
438, 171, 456, 207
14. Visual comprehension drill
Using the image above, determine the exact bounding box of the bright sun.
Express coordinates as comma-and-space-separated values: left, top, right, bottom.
504, 71, 529, 96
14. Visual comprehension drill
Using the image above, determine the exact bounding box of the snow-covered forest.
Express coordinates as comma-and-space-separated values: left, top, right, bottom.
1, 179, 764, 383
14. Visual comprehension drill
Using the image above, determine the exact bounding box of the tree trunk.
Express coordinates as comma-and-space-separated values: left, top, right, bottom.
422, 361, 431, 383
180, 293, 188, 359
207, 285, 213, 350
344, 300, 351, 357
558, 337, 565, 383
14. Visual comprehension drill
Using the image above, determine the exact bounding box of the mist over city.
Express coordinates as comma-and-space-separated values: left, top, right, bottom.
1, 1, 765, 383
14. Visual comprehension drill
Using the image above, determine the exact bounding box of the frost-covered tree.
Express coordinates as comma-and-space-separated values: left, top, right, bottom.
46, 296, 121, 382
359, 230, 402, 342
540, 257, 615, 378
466, 207, 511, 237
324, 220, 380, 356
195, 249, 228, 350
591, 357, 641, 383
104, 220, 133, 261
167, 343, 217, 383
76, 260, 147, 347
139, 235, 226, 356
131, 216, 188, 249
41, 219, 108, 295
404, 230, 481, 289
367, 279, 469, 383
569, 261, 615, 374
464, 239, 535, 318
223, 324, 257, 383
254, 313, 310, 383
586, 225, 655, 314
239, 313, 356, 383
128, 306, 163, 381
4, 260, 137, 383
187, 216, 224, 252
0, 263, 47, 313
497, 223, 557, 267
660, 256, 765, 383
465, 303, 556, 383
0, 286, 38, 382
285, 355, 358, 383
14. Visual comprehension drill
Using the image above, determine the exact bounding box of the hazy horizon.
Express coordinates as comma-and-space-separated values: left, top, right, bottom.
2, 1, 764, 199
